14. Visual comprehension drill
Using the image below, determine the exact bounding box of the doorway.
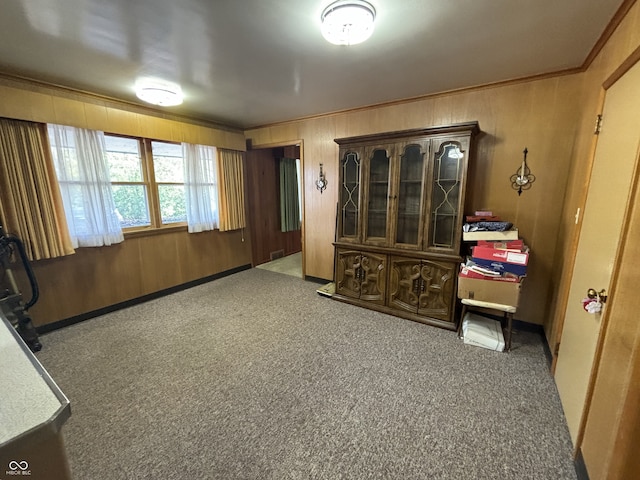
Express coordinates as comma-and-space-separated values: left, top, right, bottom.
245, 143, 304, 277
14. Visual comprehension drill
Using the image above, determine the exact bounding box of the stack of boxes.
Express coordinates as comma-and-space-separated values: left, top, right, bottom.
457, 214, 526, 307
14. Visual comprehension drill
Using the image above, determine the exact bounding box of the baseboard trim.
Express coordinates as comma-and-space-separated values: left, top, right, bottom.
509, 320, 552, 365
36, 264, 252, 334
574, 448, 590, 480
541, 330, 553, 367
304, 275, 330, 284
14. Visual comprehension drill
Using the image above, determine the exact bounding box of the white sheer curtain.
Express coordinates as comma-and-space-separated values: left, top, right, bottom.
48, 124, 124, 248
183, 143, 219, 233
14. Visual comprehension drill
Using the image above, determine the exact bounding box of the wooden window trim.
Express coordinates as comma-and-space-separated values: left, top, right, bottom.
105, 134, 189, 234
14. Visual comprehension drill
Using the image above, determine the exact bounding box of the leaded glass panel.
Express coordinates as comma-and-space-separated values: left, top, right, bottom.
396, 144, 425, 245
430, 143, 463, 248
366, 149, 390, 239
340, 151, 360, 238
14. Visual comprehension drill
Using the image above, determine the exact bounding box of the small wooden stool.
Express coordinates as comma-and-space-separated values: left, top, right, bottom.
457, 298, 517, 351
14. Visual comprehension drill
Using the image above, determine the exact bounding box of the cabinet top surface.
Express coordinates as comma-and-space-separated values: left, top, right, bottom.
334, 121, 480, 146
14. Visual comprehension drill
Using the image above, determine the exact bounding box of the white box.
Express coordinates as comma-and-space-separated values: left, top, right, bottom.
462, 312, 505, 352
462, 228, 519, 241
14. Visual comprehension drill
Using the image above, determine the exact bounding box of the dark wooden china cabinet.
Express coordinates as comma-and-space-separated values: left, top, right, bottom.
333, 122, 479, 330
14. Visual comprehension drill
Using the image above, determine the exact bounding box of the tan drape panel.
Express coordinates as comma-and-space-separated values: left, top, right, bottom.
217, 149, 246, 232
0, 118, 74, 260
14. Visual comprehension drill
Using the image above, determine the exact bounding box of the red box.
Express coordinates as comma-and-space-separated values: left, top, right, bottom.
466, 215, 500, 222
476, 239, 524, 251
472, 246, 529, 266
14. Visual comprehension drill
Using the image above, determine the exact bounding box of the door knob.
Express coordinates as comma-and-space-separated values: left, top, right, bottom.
587, 288, 607, 303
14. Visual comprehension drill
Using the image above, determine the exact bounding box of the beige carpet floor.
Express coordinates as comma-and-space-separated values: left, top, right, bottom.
35, 268, 577, 480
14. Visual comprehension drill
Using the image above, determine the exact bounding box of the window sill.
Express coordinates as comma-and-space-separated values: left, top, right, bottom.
123, 224, 188, 239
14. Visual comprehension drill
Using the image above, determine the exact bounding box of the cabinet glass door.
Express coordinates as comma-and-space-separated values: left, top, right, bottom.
364, 148, 390, 243
339, 150, 361, 241
395, 143, 426, 247
428, 141, 464, 250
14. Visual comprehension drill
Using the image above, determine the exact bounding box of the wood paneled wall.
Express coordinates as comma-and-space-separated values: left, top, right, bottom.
0, 76, 246, 150
22, 229, 251, 326
2, 1, 638, 335
246, 75, 584, 327
551, 0, 640, 469
0, 77, 251, 327
547, 0, 640, 351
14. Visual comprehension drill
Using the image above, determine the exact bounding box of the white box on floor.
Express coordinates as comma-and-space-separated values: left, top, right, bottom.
462, 312, 505, 352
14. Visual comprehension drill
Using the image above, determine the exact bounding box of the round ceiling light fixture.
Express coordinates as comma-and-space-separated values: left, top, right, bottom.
321, 0, 376, 46
135, 78, 184, 107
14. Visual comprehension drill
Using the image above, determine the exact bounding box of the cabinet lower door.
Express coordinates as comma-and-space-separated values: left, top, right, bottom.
388, 257, 422, 314
335, 249, 362, 299
416, 260, 456, 322
389, 257, 456, 322
335, 249, 386, 305
358, 252, 386, 305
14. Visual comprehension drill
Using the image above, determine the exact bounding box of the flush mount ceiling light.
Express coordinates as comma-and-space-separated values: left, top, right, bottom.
321, 0, 376, 46
135, 78, 183, 107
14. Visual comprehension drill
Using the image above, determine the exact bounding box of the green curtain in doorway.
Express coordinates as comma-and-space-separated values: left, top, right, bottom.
279, 157, 300, 232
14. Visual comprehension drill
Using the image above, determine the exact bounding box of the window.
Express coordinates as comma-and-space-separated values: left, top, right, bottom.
104, 136, 188, 230
151, 141, 187, 224
49, 126, 220, 242
104, 135, 150, 228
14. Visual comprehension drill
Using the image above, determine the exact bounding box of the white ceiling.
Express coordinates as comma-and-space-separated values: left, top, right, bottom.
0, 0, 624, 128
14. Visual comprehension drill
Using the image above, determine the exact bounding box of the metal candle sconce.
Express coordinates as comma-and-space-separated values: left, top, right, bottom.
315, 163, 327, 194
510, 148, 536, 195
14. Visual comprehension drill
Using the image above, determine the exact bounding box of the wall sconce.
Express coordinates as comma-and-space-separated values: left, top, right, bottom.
510, 147, 536, 195
315, 163, 328, 193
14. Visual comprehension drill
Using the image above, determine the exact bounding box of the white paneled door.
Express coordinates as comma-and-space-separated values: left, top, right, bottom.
554, 58, 640, 446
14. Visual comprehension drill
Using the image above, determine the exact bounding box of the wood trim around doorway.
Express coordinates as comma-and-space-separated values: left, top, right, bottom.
246, 139, 305, 278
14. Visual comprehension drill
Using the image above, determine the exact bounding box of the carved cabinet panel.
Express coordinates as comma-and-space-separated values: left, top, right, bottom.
335, 249, 386, 305
388, 257, 456, 322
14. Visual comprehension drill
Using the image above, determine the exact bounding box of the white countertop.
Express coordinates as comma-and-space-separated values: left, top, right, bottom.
0, 311, 70, 449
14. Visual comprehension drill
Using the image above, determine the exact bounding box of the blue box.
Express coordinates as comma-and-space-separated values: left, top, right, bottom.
472, 257, 528, 277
